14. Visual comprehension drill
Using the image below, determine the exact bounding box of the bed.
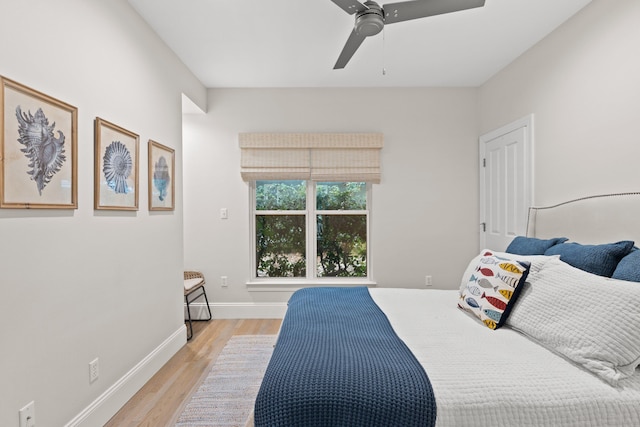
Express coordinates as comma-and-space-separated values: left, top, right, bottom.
253, 193, 640, 427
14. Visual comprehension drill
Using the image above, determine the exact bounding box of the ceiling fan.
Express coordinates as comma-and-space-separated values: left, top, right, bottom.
330, 0, 486, 69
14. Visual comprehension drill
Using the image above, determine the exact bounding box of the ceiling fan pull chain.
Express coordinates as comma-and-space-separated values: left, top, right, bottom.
382, 26, 386, 76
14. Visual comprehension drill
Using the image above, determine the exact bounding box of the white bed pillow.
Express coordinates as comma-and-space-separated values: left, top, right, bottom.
506, 257, 640, 385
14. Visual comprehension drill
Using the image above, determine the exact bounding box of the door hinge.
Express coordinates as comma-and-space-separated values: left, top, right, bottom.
481, 222, 486, 232
482, 158, 486, 167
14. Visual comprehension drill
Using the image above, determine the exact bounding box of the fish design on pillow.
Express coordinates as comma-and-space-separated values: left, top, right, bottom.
496, 272, 520, 288
482, 293, 507, 311
477, 278, 496, 289
476, 267, 494, 277
483, 308, 502, 322
465, 297, 480, 309
498, 289, 514, 300
499, 262, 524, 274
483, 319, 497, 329
466, 284, 482, 296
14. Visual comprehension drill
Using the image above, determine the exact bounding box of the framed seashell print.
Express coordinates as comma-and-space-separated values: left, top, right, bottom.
1, 76, 78, 209
94, 117, 139, 210
148, 140, 175, 211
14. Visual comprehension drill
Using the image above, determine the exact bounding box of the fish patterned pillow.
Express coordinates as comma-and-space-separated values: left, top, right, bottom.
459, 250, 555, 295
458, 251, 530, 330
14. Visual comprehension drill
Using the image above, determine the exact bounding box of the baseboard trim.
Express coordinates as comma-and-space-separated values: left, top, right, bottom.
186, 302, 287, 319
64, 326, 186, 427
66, 304, 283, 426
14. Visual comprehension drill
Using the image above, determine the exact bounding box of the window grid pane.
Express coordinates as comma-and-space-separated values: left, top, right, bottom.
255, 215, 306, 278
316, 214, 367, 277
256, 180, 305, 210
316, 182, 366, 211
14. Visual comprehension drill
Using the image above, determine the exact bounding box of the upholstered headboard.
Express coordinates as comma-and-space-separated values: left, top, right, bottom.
526, 192, 640, 245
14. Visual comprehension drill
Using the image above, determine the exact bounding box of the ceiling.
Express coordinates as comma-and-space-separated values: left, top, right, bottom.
127, 0, 592, 88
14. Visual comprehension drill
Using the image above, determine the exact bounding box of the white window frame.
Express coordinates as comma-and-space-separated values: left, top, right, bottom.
246, 181, 375, 290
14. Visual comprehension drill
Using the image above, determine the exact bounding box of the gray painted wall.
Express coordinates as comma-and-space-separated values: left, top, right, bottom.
183, 88, 479, 309
479, 0, 640, 204
0, 1, 205, 426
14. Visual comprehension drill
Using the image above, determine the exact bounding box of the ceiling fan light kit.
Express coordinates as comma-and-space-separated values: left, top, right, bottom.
331, 0, 486, 69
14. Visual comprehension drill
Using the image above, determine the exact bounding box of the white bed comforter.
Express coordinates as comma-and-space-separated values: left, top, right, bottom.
370, 288, 640, 427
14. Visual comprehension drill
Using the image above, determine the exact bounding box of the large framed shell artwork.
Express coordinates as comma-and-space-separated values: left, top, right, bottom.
0, 76, 78, 209
148, 140, 175, 211
94, 117, 139, 210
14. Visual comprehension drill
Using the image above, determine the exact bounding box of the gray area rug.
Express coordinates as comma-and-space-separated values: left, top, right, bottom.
176, 335, 277, 427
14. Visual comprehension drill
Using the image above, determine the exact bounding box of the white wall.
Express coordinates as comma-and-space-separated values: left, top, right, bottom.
479, 0, 640, 205
0, 1, 205, 426
183, 87, 479, 312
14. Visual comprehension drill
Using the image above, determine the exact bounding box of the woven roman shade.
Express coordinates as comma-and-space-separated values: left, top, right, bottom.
239, 133, 383, 183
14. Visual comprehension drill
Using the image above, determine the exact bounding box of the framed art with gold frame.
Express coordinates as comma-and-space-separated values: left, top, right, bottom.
94, 117, 139, 210
148, 139, 175, 211
1, 76, 78, 209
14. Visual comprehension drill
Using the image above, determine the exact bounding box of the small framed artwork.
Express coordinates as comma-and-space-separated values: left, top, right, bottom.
148, 140, 175, 211
94, 117, 139, 210
1, 76, 78, 209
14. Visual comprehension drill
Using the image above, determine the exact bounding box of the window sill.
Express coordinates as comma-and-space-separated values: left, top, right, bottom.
246, 279, 377, 292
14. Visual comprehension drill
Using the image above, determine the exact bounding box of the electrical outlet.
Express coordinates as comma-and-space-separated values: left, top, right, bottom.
221, 276, 228, 287
425, 275, 433, 287
89, 358, 99, 383
220, 208, 228, 219
19, 401, 35, 427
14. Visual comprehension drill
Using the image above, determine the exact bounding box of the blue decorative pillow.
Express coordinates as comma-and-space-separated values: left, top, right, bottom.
544, 240, 635, 277
505, 236, 568, 255
612, 248, 640, 282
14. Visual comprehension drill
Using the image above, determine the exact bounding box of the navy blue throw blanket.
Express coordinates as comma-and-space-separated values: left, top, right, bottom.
254, 287, 436, 427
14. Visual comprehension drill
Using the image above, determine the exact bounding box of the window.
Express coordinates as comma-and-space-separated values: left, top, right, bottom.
239, 132, 382, 285
252, 180, 370, 281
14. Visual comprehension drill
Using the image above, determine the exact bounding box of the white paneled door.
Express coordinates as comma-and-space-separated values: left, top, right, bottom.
479, 115, 533, 251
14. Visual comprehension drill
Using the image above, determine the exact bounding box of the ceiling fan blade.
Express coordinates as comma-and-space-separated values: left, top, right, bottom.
334, 29, 367, 69
383, 0, 485, 25
330, 0, 370, 15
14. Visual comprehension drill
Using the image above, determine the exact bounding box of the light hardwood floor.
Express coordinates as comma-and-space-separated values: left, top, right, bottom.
105, 319, 282, 427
